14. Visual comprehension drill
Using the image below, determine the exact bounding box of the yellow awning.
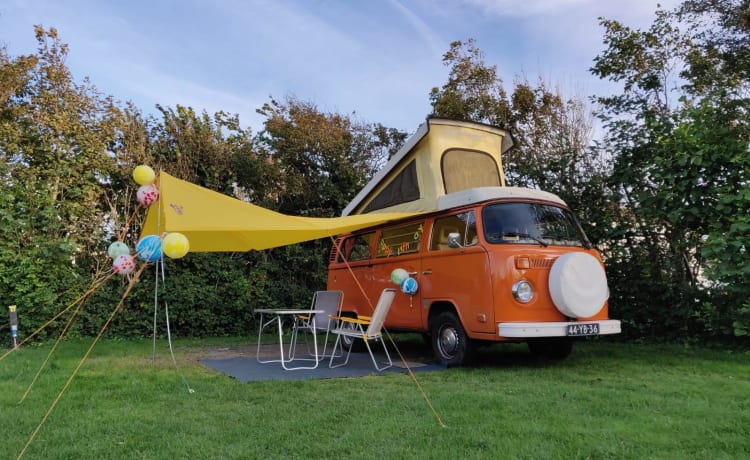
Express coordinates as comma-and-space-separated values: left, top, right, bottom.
140, 172, 419, 252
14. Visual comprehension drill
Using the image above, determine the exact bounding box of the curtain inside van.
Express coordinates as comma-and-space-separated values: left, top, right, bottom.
140, 172, 419, 252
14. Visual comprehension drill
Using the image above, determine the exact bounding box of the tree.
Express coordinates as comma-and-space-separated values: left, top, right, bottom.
0, 27, 261, 339
145, 105, 250, 194
677, 0, 750, 338
429, 39, 511, 128
255, 96, 396, 216
0, 26, 127, 337
2, 27, 413, 339
508, 79, 598, 200
591, 2, 750, 342
678, 0, 750, 95
429, 39, 601, 229
249, 96, 406, 308
1, 27, 124, 253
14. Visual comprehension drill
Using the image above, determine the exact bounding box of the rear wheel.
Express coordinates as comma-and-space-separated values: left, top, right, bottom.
336, 315, 365, 352
527, 338, 573, 360
430, 311, 473, 367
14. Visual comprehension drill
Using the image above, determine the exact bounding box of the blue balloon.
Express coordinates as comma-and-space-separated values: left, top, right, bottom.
136, 235, 162, 263
400, 277, 419, 295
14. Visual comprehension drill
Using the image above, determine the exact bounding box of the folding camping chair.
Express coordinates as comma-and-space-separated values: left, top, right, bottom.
328, 288, 396, 371
289, 290, 344, 363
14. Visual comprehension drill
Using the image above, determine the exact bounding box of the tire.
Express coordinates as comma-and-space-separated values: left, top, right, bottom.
527, 338, 573, 360
430, 311, 473, 367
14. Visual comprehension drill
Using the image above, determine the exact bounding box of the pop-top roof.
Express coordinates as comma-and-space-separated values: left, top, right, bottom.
342, 118, 514, 216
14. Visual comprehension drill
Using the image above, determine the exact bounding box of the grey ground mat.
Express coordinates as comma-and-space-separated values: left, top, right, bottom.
201, 345, 445, 382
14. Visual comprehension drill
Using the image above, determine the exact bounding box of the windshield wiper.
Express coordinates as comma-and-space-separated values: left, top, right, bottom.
490, 231, 549, 247
520, 233, 549, 247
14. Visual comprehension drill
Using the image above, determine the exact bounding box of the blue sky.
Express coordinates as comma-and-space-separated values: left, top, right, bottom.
1, 0, 678, 134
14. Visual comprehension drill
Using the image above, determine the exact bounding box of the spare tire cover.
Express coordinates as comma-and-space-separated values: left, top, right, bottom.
548, 252, 609, 318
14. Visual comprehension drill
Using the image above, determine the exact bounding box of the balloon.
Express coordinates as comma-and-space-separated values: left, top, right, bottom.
136, 184, 160, 206
390, 268, 409, 285
107, 241, 130, 259
136, 235, 162, 263
112, 254, 136, 275
162, 232, 190, 259
133, 165, 156, 185
400, 277, 419, 295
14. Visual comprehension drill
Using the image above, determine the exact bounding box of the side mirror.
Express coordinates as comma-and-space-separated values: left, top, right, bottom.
447, 232, 463, 248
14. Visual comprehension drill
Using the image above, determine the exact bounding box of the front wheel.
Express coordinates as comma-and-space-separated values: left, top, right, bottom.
430, 311, 473, 367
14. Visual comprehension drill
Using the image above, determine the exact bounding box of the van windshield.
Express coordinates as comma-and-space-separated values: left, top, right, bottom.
482, 202, 589, 247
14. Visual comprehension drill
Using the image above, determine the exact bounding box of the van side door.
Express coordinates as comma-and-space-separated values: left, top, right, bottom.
421, 211, 495, 335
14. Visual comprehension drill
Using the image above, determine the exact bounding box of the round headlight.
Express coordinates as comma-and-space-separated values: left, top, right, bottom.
512, 280, 534, 303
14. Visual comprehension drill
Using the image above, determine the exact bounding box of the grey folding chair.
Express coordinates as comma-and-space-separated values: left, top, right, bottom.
328, 288, 396, 371
289, 290, 344, 362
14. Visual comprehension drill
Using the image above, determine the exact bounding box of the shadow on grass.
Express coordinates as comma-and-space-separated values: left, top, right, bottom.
388, 334, 560, 369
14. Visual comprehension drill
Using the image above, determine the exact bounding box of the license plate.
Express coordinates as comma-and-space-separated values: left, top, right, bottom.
566, 323, 600, 336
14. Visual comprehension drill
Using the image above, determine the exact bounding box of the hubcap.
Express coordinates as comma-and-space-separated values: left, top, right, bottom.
438, 326, 459, 357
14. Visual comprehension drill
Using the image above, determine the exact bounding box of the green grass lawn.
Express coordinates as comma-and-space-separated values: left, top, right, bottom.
1, 337, 749, 459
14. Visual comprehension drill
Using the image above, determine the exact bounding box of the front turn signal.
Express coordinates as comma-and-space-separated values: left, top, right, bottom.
515, 257, 530, 269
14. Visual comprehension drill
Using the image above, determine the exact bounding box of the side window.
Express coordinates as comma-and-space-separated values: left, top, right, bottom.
349, 233, 374, 261
464, 211, 478, 246
430, 211, 477, 251
338, 233, 374, 262
376, 223, 424, 258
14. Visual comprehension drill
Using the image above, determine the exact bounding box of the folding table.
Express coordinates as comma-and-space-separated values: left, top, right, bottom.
255, 309, 324, 370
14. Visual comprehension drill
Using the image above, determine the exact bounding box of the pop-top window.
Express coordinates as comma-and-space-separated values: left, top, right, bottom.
376, 223, 424, 257
442, 150, 501, 194
482, 202, 588, 247
363, 160, 420, 213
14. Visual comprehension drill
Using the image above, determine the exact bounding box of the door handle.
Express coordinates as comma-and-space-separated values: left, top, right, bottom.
422, 270, 432, 275
408, 271, 419, 276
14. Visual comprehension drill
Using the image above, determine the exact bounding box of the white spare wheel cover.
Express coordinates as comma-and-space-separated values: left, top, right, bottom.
548, 252, 608, 318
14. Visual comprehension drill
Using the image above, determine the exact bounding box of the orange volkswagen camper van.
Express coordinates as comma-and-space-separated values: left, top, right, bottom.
327, 118, 620, 366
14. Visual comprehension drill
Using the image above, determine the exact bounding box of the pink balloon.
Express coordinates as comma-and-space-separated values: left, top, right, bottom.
113, 254, 136, 275
137, 184, 160, 206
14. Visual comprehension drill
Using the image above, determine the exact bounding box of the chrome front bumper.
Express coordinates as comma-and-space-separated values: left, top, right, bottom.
498, 320, 621, 338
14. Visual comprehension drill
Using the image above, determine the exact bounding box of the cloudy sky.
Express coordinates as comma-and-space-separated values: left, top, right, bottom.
1, 0, 679, 134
